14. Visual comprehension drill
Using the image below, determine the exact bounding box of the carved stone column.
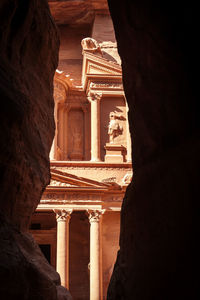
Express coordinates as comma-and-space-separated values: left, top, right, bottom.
88, 92, 102, 161
88, 209, 105, 300
54, 209, 73, 289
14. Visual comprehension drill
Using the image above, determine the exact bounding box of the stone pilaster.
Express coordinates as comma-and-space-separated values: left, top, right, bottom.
88, 92, 102, 161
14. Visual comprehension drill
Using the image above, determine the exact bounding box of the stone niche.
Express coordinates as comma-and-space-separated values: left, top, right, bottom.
68, 108, 84, 160
100, 96, 128, 162
51, 76, 90, 161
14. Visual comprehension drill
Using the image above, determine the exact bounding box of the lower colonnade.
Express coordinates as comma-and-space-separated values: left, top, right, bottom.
31, 164, 132, 299
43, 208, 106, 300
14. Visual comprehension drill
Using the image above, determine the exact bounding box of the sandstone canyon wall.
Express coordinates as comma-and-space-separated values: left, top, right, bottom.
107, 1, 199, 299
0, 1, 71, 299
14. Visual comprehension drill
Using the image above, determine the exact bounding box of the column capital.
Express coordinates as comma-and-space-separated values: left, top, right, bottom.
87, 209, 105, 223
87, 91, 102, 102
54, 209, 73, 222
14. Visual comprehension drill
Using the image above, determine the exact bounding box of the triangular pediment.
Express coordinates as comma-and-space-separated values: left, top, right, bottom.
49, 169, 114, 189
82, 52, 122, 90
82, 52, 122, 78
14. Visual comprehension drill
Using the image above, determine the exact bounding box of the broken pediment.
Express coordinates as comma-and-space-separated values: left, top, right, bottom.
82, 51, 122, 76
82, 50, 122, 90
49, 168, 119, 189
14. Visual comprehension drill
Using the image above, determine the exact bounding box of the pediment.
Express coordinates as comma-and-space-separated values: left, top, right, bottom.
82, 52, 122, 77
82, 52, 122, 91
49, 169, 113, 189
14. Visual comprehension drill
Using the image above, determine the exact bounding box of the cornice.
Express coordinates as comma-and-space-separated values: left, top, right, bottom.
50, 161, 132, 168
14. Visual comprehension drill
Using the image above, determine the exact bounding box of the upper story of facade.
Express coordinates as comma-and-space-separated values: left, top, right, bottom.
39, 1, 133, 210
49, 7, 132, 166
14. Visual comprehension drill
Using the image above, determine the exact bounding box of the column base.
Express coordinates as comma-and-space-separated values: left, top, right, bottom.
90, 158, 101, 162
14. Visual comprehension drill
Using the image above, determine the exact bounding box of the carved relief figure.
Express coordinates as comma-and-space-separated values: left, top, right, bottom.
56, 146, 63, 160
72, 127, 83, 155
108, 112, 123, 143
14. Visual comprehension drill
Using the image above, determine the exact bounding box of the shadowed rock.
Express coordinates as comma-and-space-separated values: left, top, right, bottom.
107, 1, 199, 299
0, 1, 71, 299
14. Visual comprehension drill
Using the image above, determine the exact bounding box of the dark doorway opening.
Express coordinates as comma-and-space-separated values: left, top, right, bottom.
39, 244, 51, 264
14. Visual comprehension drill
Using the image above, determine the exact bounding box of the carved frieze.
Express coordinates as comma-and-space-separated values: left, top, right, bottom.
42, 193, 102, 201
50, 179, 77, 187
102, 177, 117, 183
89, 82, 123, 89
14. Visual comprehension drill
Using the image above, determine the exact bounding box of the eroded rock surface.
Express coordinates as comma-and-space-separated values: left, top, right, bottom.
0, 1, 71, 299
108, 1, 199, 299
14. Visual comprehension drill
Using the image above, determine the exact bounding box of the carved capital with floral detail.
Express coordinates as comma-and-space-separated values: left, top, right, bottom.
54, 209, 73, 222
87, 91, 102, 102
87, 209, 105, 223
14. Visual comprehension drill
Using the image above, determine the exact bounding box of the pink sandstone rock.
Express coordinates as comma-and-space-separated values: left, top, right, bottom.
0, 1, 71, 299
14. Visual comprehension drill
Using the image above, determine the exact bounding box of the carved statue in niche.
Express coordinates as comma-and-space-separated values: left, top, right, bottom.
68, 109, 84, 160
72, 127, 83, 155
108, 112, 123, 143
56, 146, 62, 160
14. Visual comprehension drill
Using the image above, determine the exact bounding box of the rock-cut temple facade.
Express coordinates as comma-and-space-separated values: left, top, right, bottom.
30, 5, 132, 300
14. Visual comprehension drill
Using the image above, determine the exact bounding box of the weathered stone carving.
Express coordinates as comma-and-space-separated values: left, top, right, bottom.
81, 37, 102, 56
50, 179, 76, 187
72, 128, 83, 155
122, 172, 133, 185
68, 109, 84, 160
56, 146, 63, 160
108, 112, 123, 143
54, 81, 66, 103
87, 91, 102, 102
102, 177, 117, 183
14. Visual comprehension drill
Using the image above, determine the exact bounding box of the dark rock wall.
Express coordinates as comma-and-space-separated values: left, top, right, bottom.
0, 1, 71, 299
108, 1, 199, 299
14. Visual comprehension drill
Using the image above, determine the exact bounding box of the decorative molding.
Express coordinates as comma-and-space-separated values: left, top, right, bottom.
51, 166, 132, 171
